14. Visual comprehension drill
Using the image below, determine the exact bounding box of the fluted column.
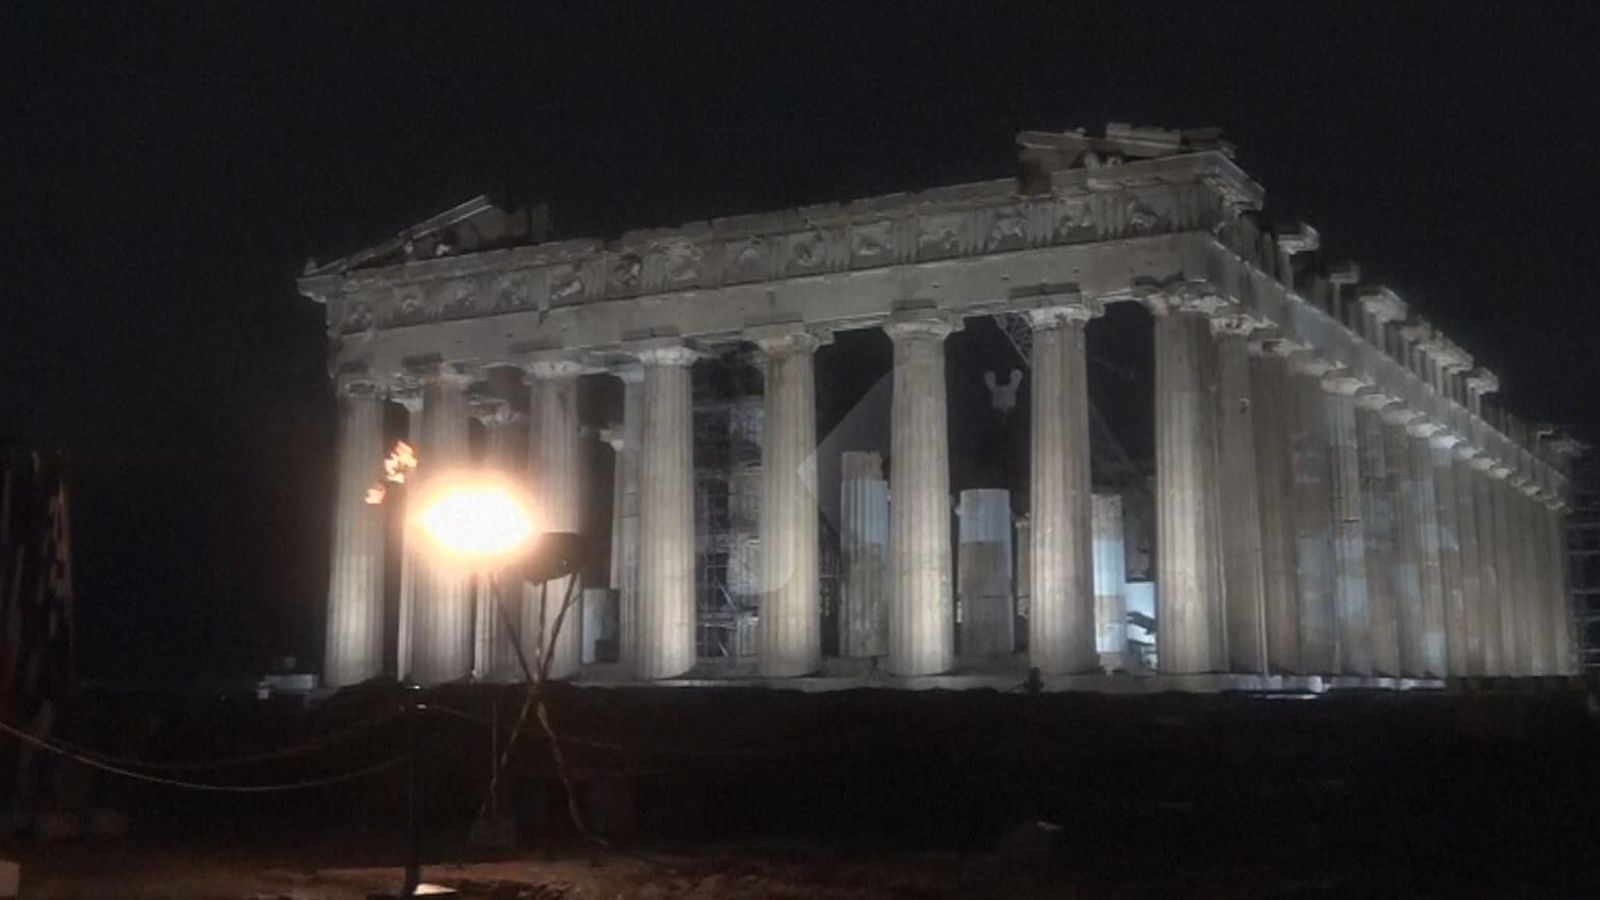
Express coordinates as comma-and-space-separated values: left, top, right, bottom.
840, 452, 889, 657
635, 343, 698, 679
1324, 373, 1372, 675
1514, 480, 1547, 675
394, 391, 423, 679
1152, 298, 1225, 673
1452, 446, 1485, 675
473, 400, 525, 682
1430, 433, 1467, 675
323, 379, 387, 689
608, 364, 644, 666
1545, 500, 1571, 675
1028, 304, 1099, 674
1251, 341, 1300, 673
1470, 457, 1502, 675
523, 359, 585, 680
1212, 317, 1266, 674
755, 329, 823, 677
1386, 409, 1430, 677
1289, 353, 1336, 674
1355, 395, 1402, 676
886, 317, 957, 677
1408, 423, 1450, 677
410, 368, 475, 686
1492, 469, 1526, 675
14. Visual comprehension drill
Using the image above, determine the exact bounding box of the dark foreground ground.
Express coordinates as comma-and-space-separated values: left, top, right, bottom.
8, 678, 1600, 898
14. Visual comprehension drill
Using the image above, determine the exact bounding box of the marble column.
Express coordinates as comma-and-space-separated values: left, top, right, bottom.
1384, 408, 1429, 677
323, 379, 387, 689
886, 317, 957, 677
1470, 458, 1502, 675
1492, 469, 1526, 675
635, 343, 698, 679
1152, 300, 1225, 674
609, 364, 644, 668
1289, 354, 1337, 674
395, 391, 423, 679
1545, 500, 1571, 675
839, 451, 889, 658
524, 359, 585, 680
1324, 373, 1372, 675
1430, 433, 1467, 675
1091, 493, 1128, 669
410, 368, 475, 686
1516, 481, 1548, 674
1407, 421, 1450, 677
1356, 396, 1402, 676
1028, 305, 1099, 674
755, 329, 823, 677
1452, 446, 1485, 675
1213, 317, 1267, 674
473, 400, 525, 682
1250, 341, 1300, 673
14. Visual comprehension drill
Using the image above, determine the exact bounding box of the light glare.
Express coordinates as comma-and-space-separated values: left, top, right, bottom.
416, 480, 536, 562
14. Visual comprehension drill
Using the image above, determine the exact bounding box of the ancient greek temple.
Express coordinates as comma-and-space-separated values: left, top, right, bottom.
300, 124, 1579, 691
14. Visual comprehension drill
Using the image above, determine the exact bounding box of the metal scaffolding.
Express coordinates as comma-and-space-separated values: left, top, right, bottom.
1568, 455, 1600, 673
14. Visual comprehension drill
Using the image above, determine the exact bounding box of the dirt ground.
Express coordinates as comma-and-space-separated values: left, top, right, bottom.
7, 843, 1031, 900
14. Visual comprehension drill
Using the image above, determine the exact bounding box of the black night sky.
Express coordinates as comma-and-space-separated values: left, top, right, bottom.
3, 3, 1597, 685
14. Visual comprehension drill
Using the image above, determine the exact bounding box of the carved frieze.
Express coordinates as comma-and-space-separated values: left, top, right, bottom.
849, 220, 894, 268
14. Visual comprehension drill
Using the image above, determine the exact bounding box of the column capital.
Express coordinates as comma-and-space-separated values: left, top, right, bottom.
1469, 452, 1498, 472
1320, 369, 1368, 396
1357, 286, 1408, 324
1288, 350, 1336, 378
1381, 404, 1423, 427
748, 323, 829, 355
1406, 417, 1445, 439
1142, 281, 1233, 317
335, 375, 386, 399
632, 339, 702, 368
1355, 390, 1399, 412
1209, 313, 1267, 339
1452, 441, 1483, 463
1277, 222, 1320, 257
883, 315, 959, 343
1428, 430, 1466, 451
525, 356, 587, 380
1024, 301, 1102, 330
1487, 461, 1515, 480
1464, 367, 1500, 397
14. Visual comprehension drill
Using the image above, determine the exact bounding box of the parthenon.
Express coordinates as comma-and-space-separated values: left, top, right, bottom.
300, 124, 1579, 691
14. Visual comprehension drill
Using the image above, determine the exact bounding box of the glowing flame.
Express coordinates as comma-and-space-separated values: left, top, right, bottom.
416, 478, 537, 562
367, 441, 420, 506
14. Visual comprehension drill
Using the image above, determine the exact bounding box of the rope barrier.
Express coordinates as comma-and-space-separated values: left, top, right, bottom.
0, 720, 405, 794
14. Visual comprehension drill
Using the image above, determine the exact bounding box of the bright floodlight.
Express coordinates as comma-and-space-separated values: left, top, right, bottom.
416, 478, 537, 563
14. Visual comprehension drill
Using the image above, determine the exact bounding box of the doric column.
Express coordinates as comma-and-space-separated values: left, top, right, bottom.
754, 328, 823, 677
1212, 316, 1267, 674
1491, 467, 1525, 675
410, 367, 475, 686
635, 342, 698, 679
839, 452, 889, 658
472, 399, 525, 682
323, 379, 387, 689
1356, 394, 1402, 676
1545, 499, 1572, 675
1470, 456, 1503, 675
1250, 340, 1300, 673
1027, 304, 1099, 674
1091, 493, 1128, 669
886, 316, 958, 676
1452, 445, 1485, 675
1289, 352, 1337, 674
1323, 371, 1372, 675
524, 358, 586, 680
607, 364, 644, 666
1430, 432, 1467, 675
394, 390, 423, 679
1151, 295, 1226, 674
1384, 407, 1429, 677
1407, 420, 1450, 677
1513, 479, 1548, 675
